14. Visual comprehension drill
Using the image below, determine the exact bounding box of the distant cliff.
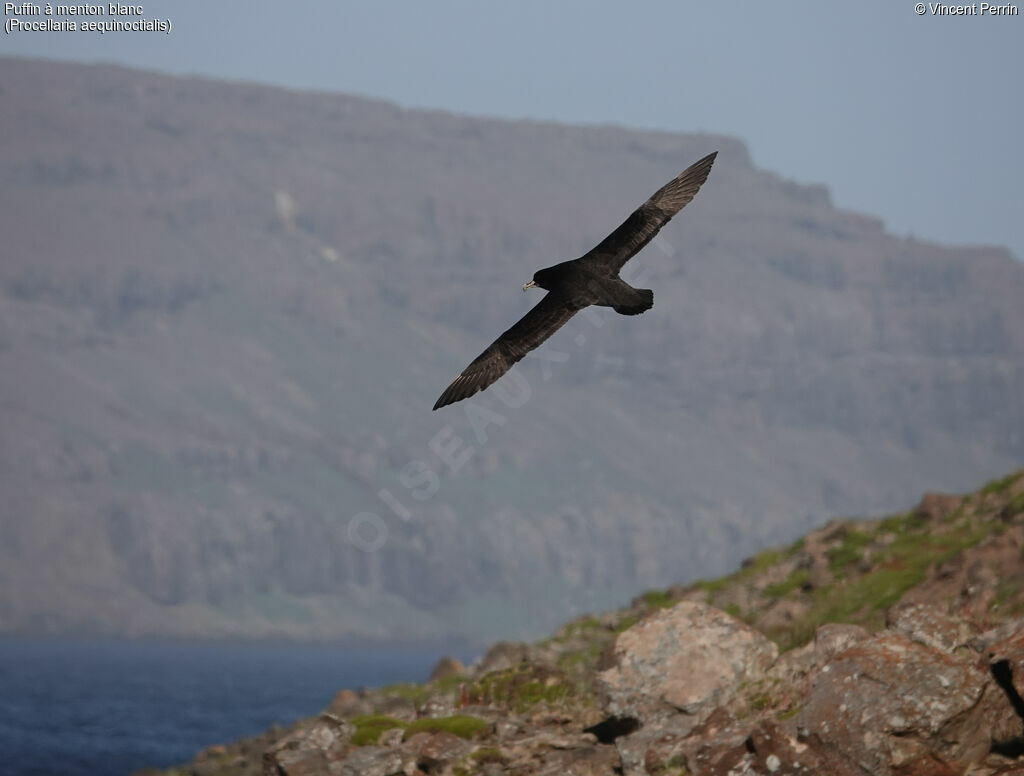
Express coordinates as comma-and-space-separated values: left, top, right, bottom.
145, 471, 1024, 776
2, 56, 1023, 643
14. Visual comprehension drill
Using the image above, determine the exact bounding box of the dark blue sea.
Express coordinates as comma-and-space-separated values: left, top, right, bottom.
0, 637, 470, 776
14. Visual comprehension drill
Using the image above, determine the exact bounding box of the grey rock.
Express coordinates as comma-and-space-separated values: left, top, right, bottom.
262, 715, 354, 776
598, 602, 778, 721
597, 602, 778, 775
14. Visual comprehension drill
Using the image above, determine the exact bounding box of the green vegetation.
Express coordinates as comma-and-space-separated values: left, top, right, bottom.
349, 713, 489, 746
771, 513, 994, 650
640, 589, 675, 609
723, 603, 743, 619
827, 529, 872, 572
349, 714, 406, 746
685, 471, 1020, 654
404, 715, 489, 740
651, 754, 690, 775
468, 666, 576, 712
694, 576, 731, 596
878, 510, 923, 534
763, 568, 812, 598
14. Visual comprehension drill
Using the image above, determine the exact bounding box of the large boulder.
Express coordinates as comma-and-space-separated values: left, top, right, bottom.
598, 601, 778, 722
596, 602, 778, 775
796, 632, 1001, 775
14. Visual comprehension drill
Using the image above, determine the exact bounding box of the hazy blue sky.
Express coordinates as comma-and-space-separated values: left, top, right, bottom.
6, 1, 1022, 259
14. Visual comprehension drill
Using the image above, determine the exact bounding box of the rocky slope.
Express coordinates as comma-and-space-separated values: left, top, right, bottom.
144, 470, 1024, 775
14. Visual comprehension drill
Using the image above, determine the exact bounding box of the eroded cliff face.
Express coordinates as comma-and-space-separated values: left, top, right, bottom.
148, 472, 1024, 776
3, 56, 1024, 644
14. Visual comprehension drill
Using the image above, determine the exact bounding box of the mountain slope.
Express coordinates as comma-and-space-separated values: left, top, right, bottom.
1, 56, 1023, 642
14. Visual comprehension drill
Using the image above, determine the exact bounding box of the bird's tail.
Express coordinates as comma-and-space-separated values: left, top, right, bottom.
613, 288, 654, 316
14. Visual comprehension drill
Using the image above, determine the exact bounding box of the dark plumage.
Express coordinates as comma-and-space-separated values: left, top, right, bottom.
433, 151, 717, 410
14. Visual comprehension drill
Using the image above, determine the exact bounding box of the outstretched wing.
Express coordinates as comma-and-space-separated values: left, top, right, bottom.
433, 292, 581, 410
582, 151, 717, 273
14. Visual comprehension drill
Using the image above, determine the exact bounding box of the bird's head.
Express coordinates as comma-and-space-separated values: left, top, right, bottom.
522, 267, 557, 292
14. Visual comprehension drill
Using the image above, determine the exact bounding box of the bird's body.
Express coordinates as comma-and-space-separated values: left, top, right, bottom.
433, 151, 717, 410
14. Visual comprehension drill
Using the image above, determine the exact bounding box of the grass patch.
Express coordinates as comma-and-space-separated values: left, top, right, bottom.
655, 754, 690, 775
763, 569, 812, 599
773, 516, 994, 650
694, 576, 731, 596
351, 713, 489, 745
640, 589, 675, 609
349, 714, 406, 746
827, 529, 873, 572
468, 666, 575, 712
878, 511, 923, 534
404, 715, 489, 740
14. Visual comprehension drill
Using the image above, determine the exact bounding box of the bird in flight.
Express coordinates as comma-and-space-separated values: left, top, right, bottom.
433, 151, 717, 410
